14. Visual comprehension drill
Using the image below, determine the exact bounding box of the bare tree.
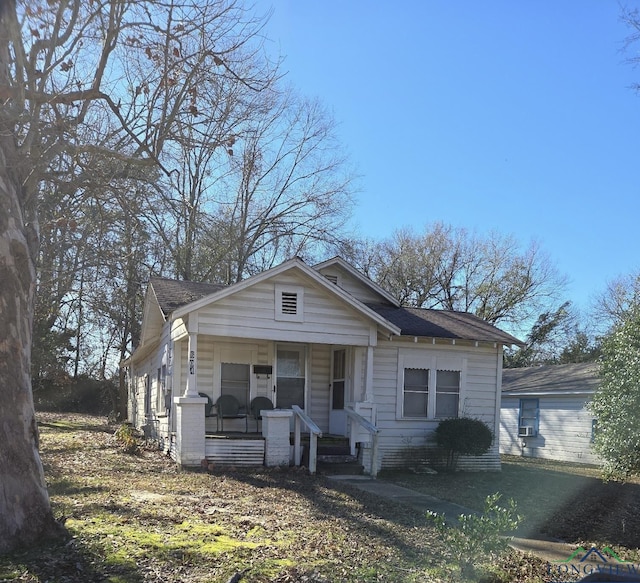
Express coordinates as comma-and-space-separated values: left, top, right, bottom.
592, 270, 640, 332
0, 0, 274, 552
367, 223, 566, 331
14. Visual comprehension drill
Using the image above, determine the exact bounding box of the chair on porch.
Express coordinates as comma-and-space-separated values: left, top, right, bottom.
215, 394, 247, 432
198, 393, 215, 417
249, 396, 274, 433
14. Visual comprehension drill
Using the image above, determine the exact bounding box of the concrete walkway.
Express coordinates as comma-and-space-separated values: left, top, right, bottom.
327, 475, 578, 563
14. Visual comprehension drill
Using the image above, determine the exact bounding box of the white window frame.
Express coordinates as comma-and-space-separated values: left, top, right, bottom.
275, 284, 304, 322
518, 398, 539, 437
396, 350, 466, 420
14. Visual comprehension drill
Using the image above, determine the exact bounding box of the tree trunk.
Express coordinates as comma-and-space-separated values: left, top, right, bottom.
0, 147, 64, 552
0, 4, 62, 551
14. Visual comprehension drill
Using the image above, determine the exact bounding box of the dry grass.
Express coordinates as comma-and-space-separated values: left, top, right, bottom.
0, 414, 564, 583
0, 414, 444, 582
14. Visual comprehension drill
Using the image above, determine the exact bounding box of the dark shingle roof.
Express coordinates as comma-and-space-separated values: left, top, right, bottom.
148, 275, 523, 346
150, 277, 226, 317
502, 362, 600, 394
366, 304, 523, 346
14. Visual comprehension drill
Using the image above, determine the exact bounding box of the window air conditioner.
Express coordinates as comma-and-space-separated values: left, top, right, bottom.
518, 426, 535, 437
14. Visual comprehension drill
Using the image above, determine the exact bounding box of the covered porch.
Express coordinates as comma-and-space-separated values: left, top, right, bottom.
169, 331, 381, 474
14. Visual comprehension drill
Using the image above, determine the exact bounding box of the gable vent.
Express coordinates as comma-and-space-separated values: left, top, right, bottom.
275, 284, 304, 322
324, 274, 338, 285
281, 292, 298, 315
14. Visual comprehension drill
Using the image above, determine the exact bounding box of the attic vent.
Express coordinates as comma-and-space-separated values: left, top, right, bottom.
281, 292, 298, 314
275, 284, 304, 322
324, 274, 338, 285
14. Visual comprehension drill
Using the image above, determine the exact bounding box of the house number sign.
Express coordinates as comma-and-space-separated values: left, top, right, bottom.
189, 350, 195, 374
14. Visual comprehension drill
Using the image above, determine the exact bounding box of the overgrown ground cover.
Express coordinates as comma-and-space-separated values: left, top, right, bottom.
0, 414, 576, 583
385, 455, 640, 553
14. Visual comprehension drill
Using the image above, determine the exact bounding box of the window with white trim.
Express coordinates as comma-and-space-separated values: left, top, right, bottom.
435, 370, 460, 418
403, 368, 429, 417
275, 284, 304, 322
518, 398, 539, 437
397, 351, 465, 420
221, 363, 250, 409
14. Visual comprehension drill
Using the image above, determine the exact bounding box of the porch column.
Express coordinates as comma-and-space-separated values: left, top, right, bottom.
174, 395, 207, 467
185, 332, 198, 397
364, 345, 374, 402
262, 410, 292, 467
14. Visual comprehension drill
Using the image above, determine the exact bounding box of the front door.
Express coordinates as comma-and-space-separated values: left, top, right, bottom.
329, 348, 348, 435
275, 345, 306, 410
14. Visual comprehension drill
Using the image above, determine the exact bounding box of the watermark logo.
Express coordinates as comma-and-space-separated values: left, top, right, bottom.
548, 546, 640, 582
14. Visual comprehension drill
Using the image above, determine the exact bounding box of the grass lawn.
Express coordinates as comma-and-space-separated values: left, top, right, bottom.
0, 413, 546, 583
382, 455, 640, 552
7, 414, 635, 582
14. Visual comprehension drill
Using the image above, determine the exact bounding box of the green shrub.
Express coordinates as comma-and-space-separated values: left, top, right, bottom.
427, 493, 521, 580
435, 417, 493, 471
114, 423, 141, 455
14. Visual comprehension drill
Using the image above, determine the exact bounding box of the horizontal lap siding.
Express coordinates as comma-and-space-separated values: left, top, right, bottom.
205, 438, 265, 466
499, 399, 522, 456
501, 396, 599, 465
310, 344, 331, 432
318, 267, 386, 304
196, 336, 215, 395
195, 275, 371, 345
132, 323, 172, 446
371, 342, 501, 471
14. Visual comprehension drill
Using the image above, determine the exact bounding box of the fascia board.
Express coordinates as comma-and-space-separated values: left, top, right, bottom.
501, 390, 595, 397
313, 256, 400, 307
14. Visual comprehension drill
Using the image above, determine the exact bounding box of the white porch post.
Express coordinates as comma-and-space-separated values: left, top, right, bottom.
262, 410, 292, 467
185, 332, 198, 397
364, 345, 374, 402
174, 318, 206, 467
174, 395, 207, 467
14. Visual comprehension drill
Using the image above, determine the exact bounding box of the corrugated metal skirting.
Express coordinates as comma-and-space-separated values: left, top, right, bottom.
205, 437, 265, 467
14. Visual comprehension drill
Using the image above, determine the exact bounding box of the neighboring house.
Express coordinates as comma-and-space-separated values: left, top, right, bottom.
500, 363, 600, 465
123, 256, 522, 474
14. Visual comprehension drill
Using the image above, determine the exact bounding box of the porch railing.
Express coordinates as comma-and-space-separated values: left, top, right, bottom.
291, 405, 323, 474
345, 406, 380, 478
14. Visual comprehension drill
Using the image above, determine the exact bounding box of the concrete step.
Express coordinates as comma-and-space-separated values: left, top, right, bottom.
317, 459, 364, 476
317, 453, 358, 464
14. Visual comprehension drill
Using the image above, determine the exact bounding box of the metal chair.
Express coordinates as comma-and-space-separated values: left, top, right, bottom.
249, 396, 274, 432
215, 394, 247, 432
198, 393, 215, 417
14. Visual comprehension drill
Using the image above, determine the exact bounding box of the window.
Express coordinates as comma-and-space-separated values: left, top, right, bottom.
403, 368, 429, 417
275, 285, 304, 322
276, 346, 306, 409
332, 349, 346, 410
518, 398, 539, 436
221, 363, 250, 409
397, 352, 465, 420
435, 370, 460, 418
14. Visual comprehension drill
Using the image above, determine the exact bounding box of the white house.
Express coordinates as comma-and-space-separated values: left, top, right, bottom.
123, 256, 522, 474
500, 363, 600, 465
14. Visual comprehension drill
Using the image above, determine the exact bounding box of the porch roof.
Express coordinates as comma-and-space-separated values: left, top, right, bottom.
366, 303, 524, 346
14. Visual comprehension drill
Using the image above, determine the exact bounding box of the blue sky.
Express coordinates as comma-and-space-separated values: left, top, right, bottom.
255, 1, 640, 315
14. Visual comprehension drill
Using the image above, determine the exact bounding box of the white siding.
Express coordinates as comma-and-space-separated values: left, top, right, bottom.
317, 266, 387, 304
309, 344, 331, 432
370, 340, 501, 471
130, 321, 172, 448
194, 273, 373, 346
500, 395, 599, 465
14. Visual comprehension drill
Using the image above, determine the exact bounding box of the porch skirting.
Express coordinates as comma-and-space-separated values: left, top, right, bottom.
204, 435, 265, 467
